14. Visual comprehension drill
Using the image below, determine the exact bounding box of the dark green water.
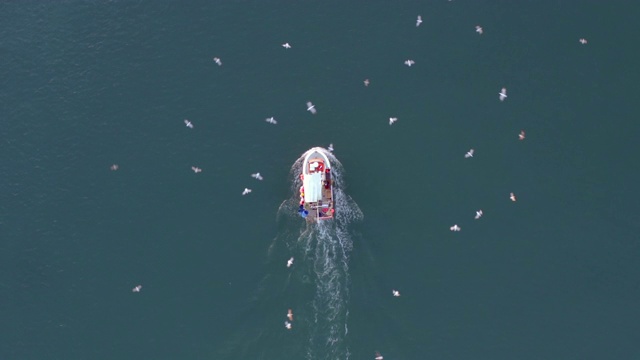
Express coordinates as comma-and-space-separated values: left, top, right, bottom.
2, 1, 639, 359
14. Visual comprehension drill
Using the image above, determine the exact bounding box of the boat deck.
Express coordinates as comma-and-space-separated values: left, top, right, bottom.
299, 149, 334, 221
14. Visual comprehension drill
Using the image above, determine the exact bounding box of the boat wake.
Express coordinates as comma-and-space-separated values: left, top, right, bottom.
216, 149, 361, 360
275, 150, 363, 360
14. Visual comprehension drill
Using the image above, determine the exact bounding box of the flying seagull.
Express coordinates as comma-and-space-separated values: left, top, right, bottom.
416, 15, 423, 27
282, 42, 292, 49
404, 59, 415, 67
132, 285, 142, 293
475, 210, 483, 219
475, 25, 483, 35
389, 117, 398, 125
392, 290, 401, 297
465, 149, 474, 158
251, 172, 263, 180
579, 38, 588, 45
375, 352, 384, 360
519, 130, 526, 140
328, 143, 334, 152
184, 119, 193, 128
242, 188, 252, 196
510, 192, 517, 202
306, 102, 317, 114
213, 57, 222, 66
450, 224, 461, 232
287, 257, 294, 268
287, 309, 293, 321
265, 117, 277, 124
499, 87, 508, 101
191, 166, 202, 173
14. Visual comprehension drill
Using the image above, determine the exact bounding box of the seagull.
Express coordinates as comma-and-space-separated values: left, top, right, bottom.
450, 224, 461, 232
212, 57, 222, 66
375, 351, 384, 360
282, 42, 292, 49
404, 59, 415, 67
191, 166, 202, 173
363, 79, 370, 87
328, 143, 334, 152
287, 309, 293, 321
242, 188, 252, 196
184, 119, 193, 128
389, 117, 398, 125
475, 25, 483, 35
519, 130, 526, 140
306, 101, 317, 114
416, 15, 423, 27
465, 149, 474, 158
475, 210, 483, 220
579, 38, 588, 45
132, 285, 142, 293
287, 257, 294, 268
251, 172, 263, 180
284, 321, 292, 330
110, 164, 119, 171
392, 290, 400, 297
265, 117, 277, 124
510, 192, 517, 202
499, 87, 508, 101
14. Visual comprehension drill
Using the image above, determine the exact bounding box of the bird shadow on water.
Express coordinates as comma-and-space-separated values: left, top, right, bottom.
216, 150, 363, 360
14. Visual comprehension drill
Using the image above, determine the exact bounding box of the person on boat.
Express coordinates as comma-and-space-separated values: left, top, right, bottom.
324, 169, 331, 189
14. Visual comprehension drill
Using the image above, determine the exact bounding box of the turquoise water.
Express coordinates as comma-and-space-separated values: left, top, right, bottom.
2, 1, 639, 359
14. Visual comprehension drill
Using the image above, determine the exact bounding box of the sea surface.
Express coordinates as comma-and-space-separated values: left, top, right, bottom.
2, 1, 640, 360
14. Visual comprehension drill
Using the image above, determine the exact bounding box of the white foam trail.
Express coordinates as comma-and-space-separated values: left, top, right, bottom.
279, 148, 362, 360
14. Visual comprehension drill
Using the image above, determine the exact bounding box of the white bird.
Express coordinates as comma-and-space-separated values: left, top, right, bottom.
579, 38, 588, 45
287, 257, 294, 268
328, 143, 334, 152
363, 79, 370, 87
287, 309, 293, 321
306, 101, 317, 114
284, 321, 292, 330
213, 57, 222, 66
389, 117, 398, 125
184, 119, 193, 128
251, 172, 263, 181
450, 224, 461, 232
475, 25, 483, 35
132, 285, 142, 293
465, 149, 474, 158
375, 352, 384, 360
519, 130, 526, 140
499, 87, 508, 101
191, 166, 202, 173
265, 117, 277, 124
282, 42, 292, 49
242, 188, 252, 196
416, 15, 423, 27
510, 192, 517, 202
404, 59, 415, 67
475, 210, 483, 220
392, 290, 400, 297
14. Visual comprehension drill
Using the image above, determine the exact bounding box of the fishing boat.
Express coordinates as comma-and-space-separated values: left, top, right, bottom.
298, 147, 334, 221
